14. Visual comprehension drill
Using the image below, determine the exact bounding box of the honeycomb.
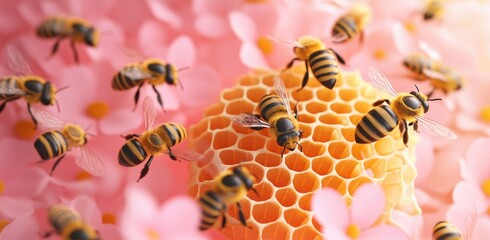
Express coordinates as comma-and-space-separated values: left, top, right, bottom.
187, 65, 421, 240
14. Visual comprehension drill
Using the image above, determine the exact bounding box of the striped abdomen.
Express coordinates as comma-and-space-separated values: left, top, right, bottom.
355, 105, 399, 144
157, 123, 187, 148
432, 221, 463, 240
332, 16, 358, 43
308, 50, 339, 89
258, 94, 287, 122
403, 55, 434, 75
118, 138, 147, 167
48, 205, 80, 233
199, 191, 225, 231
36, 17, 68, 38
0, 77, 21, 100
112, 65, 147, 90
34, 130, 68, 160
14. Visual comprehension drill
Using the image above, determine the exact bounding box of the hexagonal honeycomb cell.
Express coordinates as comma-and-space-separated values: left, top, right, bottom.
188, 66, 421, 239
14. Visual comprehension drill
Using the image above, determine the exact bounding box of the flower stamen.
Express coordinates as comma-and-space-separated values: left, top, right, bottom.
482, 179, 490, 196
102, 213, 117, 224
0, 219, 9, 233
346, 224, 361, 239
147, 228, 160, 240
14, 120, 37, 140
86, 101, 110, 120
404, 22, 416, 33
373, 49, 387, 60
257, 36, 274, 55
480, 106, 490, 123
0, 180, 4, 194
75, 171, 92, 181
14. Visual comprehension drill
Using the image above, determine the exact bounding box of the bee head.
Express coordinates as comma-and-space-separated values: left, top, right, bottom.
73, 23, 99, 47
294, 36, 325, 59
41, 81, 56, 105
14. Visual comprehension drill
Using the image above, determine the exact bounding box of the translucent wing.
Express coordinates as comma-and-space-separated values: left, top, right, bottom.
35, 110, 65, 129
422, 68, 450, 82
331, 33, 349, 43
76, 146, 105, 177
0, 84, 25, 95
164, 148, 205, 162
419, 41, 441, 61
232, 113, 270, 129
6, 45, 32, 75
415, 115, 457, 140
143, 96, 157, 130
123, 66, 153, 80
367, 67, 398, 97
273, 77, 293, 116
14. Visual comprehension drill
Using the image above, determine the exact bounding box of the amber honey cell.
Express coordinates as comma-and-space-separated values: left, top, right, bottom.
188, 68, 420, 239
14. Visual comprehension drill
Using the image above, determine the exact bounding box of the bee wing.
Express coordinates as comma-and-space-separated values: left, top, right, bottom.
6, 45, 32, 75
0, 85, 25, 95
232, 113, 271, 129
123, 66, 153, 80
414, 115, 457, 140
418, 41, 441, 61
367, 67, 398, 97
34, 110, 65, 129
421, 68, 449, 82
273, 77, 293, 116
76, 146, 106, 177
164, 148, 205, 162
143, 96, 157, 130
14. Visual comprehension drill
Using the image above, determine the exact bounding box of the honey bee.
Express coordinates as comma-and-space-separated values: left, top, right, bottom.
199, 165, 257, 231
331, 2, 372, 44
43, 204, 100, 240
285, 35, 345, 91
118, 96, 202, 181
0, 45, 62, 128
423, 0, 444, 21
233, 77, 302, 158
112, 59, 182, 111
432, 221, 463, 240
354, 67, 456, 146
36, 16, 99, 63
33, 111, 105, 176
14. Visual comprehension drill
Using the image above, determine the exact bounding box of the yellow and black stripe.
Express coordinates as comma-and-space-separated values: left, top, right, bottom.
403, 55, 435, 75
112, 65, 147, 90
308, 50, 339, 89
258, 94, 287, 121
34, 130, 68, 160
0, 77, 20, 100
118, 138, 147, 167
332, 16, 358, 43
355, 105, 399, 144
199, 191, 225, 231
48, 205, 79, 233
157, 123, 186, 147
36, 17, 67, 38
432, 221, 463, 240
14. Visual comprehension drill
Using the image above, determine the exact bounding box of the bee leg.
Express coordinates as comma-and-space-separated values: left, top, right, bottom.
236, 202, 250, 229
132, 83, 144, 111
373, 99, 390, 106
51, 37, 64, 56
413, 120, 419, 133
220, 204, 228, 229
40, 230, 56, 238
168, 147, 177, 161
285, 58, 301, 69
151, 85, 165, 112
328, 48, 346, 65
70, 40, 79, 64
281, 145, 287, 158
121, 134, 140, 140
50, 155, 66, 175
27, 103, 38, 129
297, 60, 309, 92
359, 31, 364, 45
0, 97, 21, 112
399, 120, 409, 146
294, 103, 300, 119
427, 88, 436, 98
137, 155, 154, 182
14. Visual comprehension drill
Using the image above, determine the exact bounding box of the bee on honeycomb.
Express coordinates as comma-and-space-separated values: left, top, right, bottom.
187, 65, 421, 240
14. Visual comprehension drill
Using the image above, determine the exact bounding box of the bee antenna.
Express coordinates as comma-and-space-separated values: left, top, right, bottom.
414, 84, 420, 93
178, 80, 184, 91
177, 66, 190, 72
427, 98, 442, 102
295, 141, 303, 152
55, 99, 61, 113
56, 85, 70, 93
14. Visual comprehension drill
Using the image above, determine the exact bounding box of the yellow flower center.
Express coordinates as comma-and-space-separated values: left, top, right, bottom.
257, 36, 274, 55
487, 207, 490, 215
102, 213, 117, 224
482, 179, 490, 196
244, 0, 267, 3
86, 101, 110, 120
480, 106, 490, 123
75, 171, 92, 181
147, 229, 160, 240
346, 224, 361, 239
14, 120, 37, 140
0, 219, 9, 232
373, 49, 387, 60
0, 180, 4, 195
404, 22, 416, 33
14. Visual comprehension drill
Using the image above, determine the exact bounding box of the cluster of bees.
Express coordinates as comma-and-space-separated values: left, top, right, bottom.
0, 0, 468, 239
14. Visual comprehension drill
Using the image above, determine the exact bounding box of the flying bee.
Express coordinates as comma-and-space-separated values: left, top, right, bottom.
43, 204, 100, 240
33, 111, 105, 176
36, 16, 99, 63
233, 77, 302, 158
112, 59, 183, 111
199, 165, 258, 231
423, 0, 444, 21
0, 45, 64, 128
354, 67, 457, 146
432, 221, 463, 240
331, 2, 372, 44
118, 96, 202, 181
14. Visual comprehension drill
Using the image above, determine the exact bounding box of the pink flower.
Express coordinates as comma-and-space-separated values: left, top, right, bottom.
312, 183, 409, 240
120, 185, 208, 240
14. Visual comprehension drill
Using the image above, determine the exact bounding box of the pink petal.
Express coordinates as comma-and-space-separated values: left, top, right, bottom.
0, 139, 37, 177
194, 14, 230, 39
446, 203, 477, 238
100, 109, 143, 135
137, 20, 168, 59
392, 22, 417, 56
311, 187, 349, 231
414, 137, 435, 183
472, 217, 490, 240
120, 186, 158, 239
391, 210, 423, 239
0, 196, 34, 219
452, 181, 487, 214
167, 35, 196, 68
465, 138, 490, 183
159, 196, 202, 236
17, 2, 44, 27
147, 0, 182, 29
177, 66, 221, 108
0, 215, 38, 240
4, 168, 49, 198
360, 224, 410, 240
70, 196, 102, 226
229, 11, 256, 42
351, 184, 385, 229
240, 43, 270, 69
323, 228, 350, 240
